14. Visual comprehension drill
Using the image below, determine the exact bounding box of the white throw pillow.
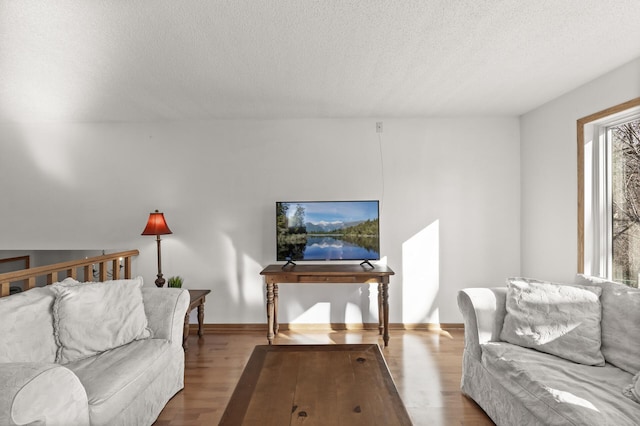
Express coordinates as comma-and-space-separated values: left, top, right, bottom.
53, 277, 81, 286
0, 287, 59, 363
52, 276, 152, 364
575, 274, 640, 374
500, 277, 604, 366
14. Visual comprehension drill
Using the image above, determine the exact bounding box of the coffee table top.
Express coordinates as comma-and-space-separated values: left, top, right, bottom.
220, 344, 412, 425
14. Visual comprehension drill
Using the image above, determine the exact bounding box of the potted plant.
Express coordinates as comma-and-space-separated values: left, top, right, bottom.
167, 276, 183, 288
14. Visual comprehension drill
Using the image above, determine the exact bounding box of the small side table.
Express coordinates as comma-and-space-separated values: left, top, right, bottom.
183, 289, 211, 351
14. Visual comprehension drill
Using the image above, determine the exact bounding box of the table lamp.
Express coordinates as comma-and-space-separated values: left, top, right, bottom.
141, 210, 172, 287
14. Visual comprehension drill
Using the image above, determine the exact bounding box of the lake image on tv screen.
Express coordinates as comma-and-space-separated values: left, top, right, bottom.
276, 201, 380, 261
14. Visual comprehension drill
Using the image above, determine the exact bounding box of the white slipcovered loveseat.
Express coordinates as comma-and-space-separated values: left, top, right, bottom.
0, 277, 189, 426
458, 275, 640, 426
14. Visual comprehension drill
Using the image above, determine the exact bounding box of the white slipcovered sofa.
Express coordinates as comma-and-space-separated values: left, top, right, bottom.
458, 275, 640, 426
0, 277, 189, 426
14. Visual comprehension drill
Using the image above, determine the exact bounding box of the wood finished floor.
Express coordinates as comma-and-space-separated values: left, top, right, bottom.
153, 329, 494, 426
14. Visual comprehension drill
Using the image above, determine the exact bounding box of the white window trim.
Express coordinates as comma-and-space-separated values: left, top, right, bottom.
579, 100, 640, 279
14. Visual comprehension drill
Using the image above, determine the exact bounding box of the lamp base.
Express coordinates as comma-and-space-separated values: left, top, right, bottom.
155, 274, 165, 288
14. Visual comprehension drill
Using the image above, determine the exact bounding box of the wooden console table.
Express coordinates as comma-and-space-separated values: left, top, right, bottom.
260, 264, 395, 346
183, 289, 211, 351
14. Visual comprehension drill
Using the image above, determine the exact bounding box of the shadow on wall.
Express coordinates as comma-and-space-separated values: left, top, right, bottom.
163, 233, 269, 325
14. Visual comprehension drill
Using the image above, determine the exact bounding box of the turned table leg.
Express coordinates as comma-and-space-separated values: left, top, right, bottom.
273, 284, 279, 335
183, 311, 190, 350
266, 282, 275, 344
382, 281, 389, 347
197, 302, 205, 337
378, 282, 383, 336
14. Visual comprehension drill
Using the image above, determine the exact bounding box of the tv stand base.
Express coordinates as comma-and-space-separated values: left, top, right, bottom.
360, 259, 374, 268
281, 259, 297, 269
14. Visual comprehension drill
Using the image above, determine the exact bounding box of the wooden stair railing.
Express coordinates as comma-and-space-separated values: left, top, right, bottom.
0, 255, 30, 289
0, 250, 139, 297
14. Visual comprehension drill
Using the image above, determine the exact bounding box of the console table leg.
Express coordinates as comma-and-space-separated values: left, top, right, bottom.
383, 282, 389, 347
266, 282, 275, 344
377, 283, 383, 336
274, 284, 279, 335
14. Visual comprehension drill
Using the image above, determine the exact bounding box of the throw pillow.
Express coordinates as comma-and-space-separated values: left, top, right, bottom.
0, 287, 59, 363
52, 276, 152, 364
53, 277, 81, 286
500, 277, 604, 366
575, 274, 640, 374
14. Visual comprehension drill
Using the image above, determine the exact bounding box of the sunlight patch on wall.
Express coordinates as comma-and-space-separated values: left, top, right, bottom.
402, 220, 440, 323
218, 233, 240, 303
23, 134, 76, 186
241, 253, 264, 306
344, 301, 363, 323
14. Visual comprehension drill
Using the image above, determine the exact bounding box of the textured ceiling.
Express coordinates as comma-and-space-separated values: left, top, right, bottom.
1, 0, 640, 123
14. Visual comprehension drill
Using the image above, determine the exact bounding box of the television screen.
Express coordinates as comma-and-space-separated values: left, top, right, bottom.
276, 200, 380, 261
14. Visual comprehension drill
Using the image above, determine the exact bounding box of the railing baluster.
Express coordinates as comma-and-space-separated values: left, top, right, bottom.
99, 262, 107, 282
124, 256, 132, 278
112, 259, 120, 280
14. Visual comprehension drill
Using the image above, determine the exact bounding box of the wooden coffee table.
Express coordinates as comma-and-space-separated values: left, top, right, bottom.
220, 344, 412, 425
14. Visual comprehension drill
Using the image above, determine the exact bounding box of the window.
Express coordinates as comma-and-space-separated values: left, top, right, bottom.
611, 118, 640, 285
578, 98, 640, 287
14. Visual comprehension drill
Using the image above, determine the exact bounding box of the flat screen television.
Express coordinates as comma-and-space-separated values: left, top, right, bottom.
276, 200, 380, 262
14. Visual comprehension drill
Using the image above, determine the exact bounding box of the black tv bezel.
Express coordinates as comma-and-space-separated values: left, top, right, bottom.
275, 200, 380, 262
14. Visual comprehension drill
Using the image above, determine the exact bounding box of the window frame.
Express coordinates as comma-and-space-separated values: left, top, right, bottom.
578, 97, 640, 277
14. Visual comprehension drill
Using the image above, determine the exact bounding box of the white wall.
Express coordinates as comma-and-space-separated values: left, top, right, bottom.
0, 118, 520, 324
520, 57, 640, 281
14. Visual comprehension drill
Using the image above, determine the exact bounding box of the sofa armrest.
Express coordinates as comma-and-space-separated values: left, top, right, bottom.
142, 288, 190, 346
0, 363, 89, 426
457, 287, 507, 361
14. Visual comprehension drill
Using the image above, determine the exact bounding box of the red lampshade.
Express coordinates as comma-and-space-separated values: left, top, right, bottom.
141, 210, 172, 236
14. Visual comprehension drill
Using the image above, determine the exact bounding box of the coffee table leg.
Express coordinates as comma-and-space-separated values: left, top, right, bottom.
377, 283, 383, 336
383, 282, 389, 347
266, 282, 274, 344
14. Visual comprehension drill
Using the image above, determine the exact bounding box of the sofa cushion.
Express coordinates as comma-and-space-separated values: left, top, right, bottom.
482, 342, 640, 425
0, 287, 58, 363
52, 277, 152, 364
500, 277, 604, 366
575, 274, 640, 374
67, 338, 174, 426
623, 372, 640, 403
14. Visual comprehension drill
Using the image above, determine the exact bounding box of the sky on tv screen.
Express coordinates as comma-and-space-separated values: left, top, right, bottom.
283, 201, 378, 224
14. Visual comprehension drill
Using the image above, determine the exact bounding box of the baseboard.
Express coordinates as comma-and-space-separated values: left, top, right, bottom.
189, 322, 464, 333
